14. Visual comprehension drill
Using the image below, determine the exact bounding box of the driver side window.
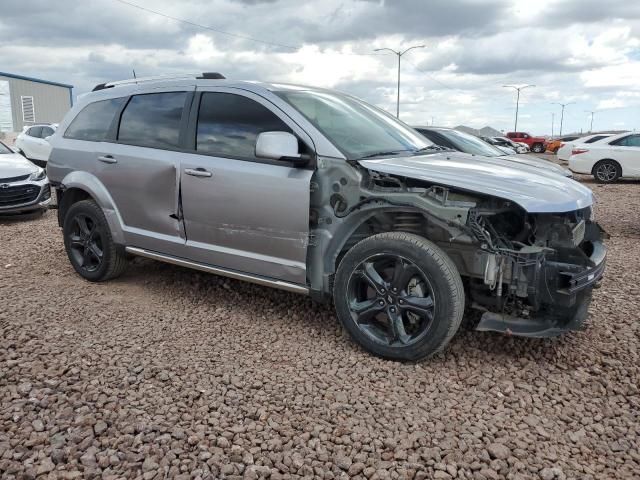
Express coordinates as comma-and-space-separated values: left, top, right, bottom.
196, 92, 292, 160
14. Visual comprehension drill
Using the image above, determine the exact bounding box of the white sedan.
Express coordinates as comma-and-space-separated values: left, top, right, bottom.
15, 124, 57, 167
568, 132, 640, 183
557, 133, 613, 162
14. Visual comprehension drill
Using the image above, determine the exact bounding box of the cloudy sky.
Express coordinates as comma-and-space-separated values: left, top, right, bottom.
1, 0, 639, 134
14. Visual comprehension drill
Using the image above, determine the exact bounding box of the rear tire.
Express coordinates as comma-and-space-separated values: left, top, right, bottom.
334, 232, 465, 361
592, 159, 621, 183
63, 199, 127, 281
532, 143, 544, 153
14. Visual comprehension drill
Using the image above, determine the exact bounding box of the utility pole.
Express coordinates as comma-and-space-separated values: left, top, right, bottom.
374, 45, 425, 118
585, 110, 595, 132
502, 84, 535, 132
551, 112, 555, 138
551, 102, 575, 136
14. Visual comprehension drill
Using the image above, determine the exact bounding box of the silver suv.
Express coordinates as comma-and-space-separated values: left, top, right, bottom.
47, 73, 606, 360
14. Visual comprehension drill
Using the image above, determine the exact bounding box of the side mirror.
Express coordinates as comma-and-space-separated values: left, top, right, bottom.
255, 131, 307, 164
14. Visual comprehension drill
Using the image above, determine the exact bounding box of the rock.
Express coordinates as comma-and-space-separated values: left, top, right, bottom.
32, 419, 44, 432
335, 454, 352, 470
142, 457, 159, 472
434, 471, 451, 479
487, 443, 510, 460
94, 420, 108, 435
36, 458, 55, 475
348, 462, 365, 476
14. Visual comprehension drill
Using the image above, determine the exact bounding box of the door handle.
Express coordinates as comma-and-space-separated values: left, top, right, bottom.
185, 168, 212, 178
97, 155, 117, 164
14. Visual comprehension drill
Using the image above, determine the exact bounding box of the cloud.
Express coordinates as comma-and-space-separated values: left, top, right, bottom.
0, 0, 638, 134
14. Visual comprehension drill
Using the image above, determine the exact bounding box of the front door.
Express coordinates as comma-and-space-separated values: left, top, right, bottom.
611, 134, 640, 176
179, 89, 314, 284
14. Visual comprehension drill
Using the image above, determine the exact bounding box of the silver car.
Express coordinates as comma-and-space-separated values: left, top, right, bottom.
0, 140, 51, 215
47, 73, 606, 361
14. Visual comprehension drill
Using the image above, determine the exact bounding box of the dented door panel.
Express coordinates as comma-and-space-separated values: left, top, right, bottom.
180, 154, 312, 283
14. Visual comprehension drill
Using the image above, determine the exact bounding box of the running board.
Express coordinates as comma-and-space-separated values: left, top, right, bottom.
125, 247, 309, 295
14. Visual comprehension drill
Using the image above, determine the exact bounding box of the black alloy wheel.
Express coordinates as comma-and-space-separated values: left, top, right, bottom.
334, 232, 465, 361
346, 254, 435, 347
67, 213, 104, 273
63, 199, 128, 281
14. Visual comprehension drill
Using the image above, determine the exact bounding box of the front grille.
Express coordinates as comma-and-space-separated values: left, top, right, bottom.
0, 184, 41, 207
0, 174, 30, 183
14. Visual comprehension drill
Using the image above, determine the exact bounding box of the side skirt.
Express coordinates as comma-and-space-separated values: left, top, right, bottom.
125, 246, 309, 295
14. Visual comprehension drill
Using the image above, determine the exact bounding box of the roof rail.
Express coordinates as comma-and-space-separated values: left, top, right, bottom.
92, 72, 225, 92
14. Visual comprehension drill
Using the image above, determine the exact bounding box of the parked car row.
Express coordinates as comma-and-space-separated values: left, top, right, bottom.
414, 126, 572, 177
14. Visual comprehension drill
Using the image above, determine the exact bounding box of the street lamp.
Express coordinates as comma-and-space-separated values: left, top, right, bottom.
551, 102, 575, 136
374, 45, 425, 118
502, 84, 535, 132
585, 110, 595, 132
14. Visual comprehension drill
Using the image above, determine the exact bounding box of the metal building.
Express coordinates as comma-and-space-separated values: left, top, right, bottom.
0, 72, 73, 133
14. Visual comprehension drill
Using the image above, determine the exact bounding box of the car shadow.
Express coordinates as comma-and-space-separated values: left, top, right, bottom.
0, 209, 47, 224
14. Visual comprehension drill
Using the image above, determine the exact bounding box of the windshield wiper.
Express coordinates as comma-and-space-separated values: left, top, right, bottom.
413, 145, 452, 154
357, 150, 412, 160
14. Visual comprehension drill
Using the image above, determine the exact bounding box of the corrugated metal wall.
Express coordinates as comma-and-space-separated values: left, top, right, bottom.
0, 75, 72, 132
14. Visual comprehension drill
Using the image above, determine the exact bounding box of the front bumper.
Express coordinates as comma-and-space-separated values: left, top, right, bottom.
0, 180, 51, 215
476, 223, 607, 337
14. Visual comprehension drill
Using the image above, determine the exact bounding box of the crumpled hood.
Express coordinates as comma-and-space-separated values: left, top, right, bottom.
359, 151, 593, 213
497, 153, 572, 177
0, 153, 39, 179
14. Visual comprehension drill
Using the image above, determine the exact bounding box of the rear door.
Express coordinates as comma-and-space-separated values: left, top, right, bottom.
179, 88, 314, 284
610, 134, 640, 176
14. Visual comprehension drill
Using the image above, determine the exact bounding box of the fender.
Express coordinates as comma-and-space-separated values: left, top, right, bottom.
60, 170, 126, 245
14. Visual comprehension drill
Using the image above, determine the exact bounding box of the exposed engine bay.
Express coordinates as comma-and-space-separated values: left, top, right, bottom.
308, 157, 606, 337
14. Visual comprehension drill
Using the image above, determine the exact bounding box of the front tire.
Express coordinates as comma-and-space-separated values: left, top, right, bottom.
334, 232, 465, 361
63, 199, 127, 281
593, 159, 621, 183
532, 143, 544, 153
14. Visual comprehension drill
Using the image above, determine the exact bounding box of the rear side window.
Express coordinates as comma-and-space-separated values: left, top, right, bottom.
585, 135, 607, 143
27, 126, 43, 138
41, 126, 54, 137
65, 97, 126, 141
118, 92, 187, 149
196, 92, 292, 159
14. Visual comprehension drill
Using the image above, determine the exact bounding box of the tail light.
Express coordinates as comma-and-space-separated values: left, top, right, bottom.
572, 148, 589, 155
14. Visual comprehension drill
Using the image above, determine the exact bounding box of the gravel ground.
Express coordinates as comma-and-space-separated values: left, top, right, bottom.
1, 174, 639, 480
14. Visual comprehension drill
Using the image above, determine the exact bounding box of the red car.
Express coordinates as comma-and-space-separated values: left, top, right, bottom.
506, 131, 547, 153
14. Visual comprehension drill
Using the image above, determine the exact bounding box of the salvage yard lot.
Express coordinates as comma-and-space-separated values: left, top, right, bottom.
1, 174, 639, 479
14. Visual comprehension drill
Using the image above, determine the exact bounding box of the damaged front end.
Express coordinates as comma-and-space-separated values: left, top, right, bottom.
466, 204, 606, 337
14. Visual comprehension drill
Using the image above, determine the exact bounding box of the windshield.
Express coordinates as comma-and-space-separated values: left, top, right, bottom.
439, 129, 505, 157
275, 90, 432, 159
0, 141, 12, 154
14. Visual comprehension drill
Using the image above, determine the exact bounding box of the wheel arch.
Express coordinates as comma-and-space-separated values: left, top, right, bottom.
309, 206, 455, 299
57, 171, 125, 244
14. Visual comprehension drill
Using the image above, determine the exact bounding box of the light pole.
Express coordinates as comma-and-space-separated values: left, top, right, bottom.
502, 84, 535, 132
551, 102, 575, 136
585, 110, 595, 132
551, 112, 555, 138
374, 45, 425, 118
